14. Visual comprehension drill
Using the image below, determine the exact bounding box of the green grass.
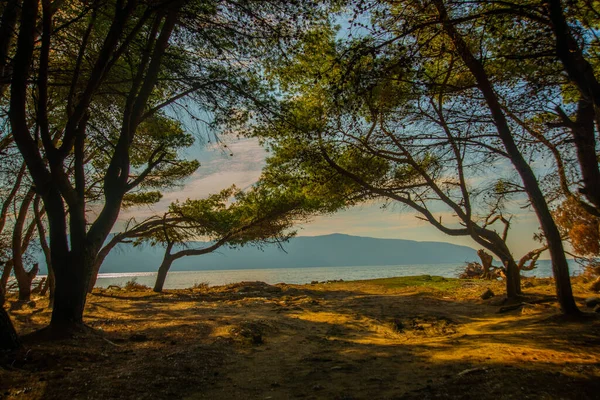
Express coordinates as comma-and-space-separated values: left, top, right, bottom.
359, 275, 464, 290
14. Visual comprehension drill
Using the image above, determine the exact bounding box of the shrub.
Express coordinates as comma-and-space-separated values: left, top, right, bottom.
124, 278, 149, 291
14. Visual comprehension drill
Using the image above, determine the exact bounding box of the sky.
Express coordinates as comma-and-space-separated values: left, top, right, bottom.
119, 136, 549, 260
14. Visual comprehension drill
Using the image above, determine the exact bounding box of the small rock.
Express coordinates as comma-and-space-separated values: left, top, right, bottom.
594, 305, 600, 313
310, 281, 318, 285
585, 297, 600, 308
481, 288, 495, 300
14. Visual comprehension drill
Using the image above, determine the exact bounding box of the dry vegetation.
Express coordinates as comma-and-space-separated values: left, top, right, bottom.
1, 276, 600, 399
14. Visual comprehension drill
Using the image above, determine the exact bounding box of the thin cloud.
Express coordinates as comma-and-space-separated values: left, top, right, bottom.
119, 138, 266, 220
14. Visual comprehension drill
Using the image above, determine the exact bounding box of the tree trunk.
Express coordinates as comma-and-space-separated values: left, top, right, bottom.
12, 188, 36, 301
0, 260, 12, 295
546, 1, 600, 215
0, 163, 26, 235
0, 277, 20, 351
50, 250, 94, 329
153, 243, 174, 293
504, 258, 521, 296
35, 196, 54, 304
88, 233, 123, 293
40, 268, 55, 306
477, 249, 494, 279
0, 306, 20, 351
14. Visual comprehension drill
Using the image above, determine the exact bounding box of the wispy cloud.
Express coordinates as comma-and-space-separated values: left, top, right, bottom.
119, 137, 266, 220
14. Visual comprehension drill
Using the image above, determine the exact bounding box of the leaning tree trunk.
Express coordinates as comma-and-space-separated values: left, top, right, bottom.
153, 242, 175, 293
434, 0, 579, 314
88, 233, 124, 293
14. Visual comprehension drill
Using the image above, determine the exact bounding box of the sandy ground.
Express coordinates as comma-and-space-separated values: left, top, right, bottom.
1, 276, 600, 400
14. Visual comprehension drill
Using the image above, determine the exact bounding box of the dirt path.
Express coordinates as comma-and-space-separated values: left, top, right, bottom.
2, 277, 600, 399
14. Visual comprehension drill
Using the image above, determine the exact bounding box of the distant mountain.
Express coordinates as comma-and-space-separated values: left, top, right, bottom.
35, 233, 477, 274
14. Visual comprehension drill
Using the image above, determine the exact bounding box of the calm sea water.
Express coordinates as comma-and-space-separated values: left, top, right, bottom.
94, 260, 582, 289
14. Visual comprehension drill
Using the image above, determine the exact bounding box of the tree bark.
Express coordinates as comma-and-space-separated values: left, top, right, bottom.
0, 163, 26, 235
0, 306, 20, 351
153, 242, 174, 293
0, 267, 20, 350
505, 259, 520, 296
50, 250, 94, 328
12, 188, 36, 301
88, 233, 124, 293
0, 260, 12, 295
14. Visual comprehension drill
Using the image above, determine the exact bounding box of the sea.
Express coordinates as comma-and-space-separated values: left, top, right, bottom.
94, 259, 584, 290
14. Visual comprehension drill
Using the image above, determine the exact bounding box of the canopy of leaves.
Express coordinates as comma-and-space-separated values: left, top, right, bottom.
136, 180, 335, 250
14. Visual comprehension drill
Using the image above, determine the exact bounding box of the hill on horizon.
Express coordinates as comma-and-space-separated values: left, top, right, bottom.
35, 233, 478, 274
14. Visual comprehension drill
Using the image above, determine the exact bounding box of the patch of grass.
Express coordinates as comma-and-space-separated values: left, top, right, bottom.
360, 275, 463, 290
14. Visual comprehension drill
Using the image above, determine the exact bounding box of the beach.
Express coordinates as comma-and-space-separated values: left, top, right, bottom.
2, 275, 600, 399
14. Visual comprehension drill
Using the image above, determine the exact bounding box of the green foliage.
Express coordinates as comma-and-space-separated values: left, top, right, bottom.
122, 191, 163, 209
136, 179, 334, 251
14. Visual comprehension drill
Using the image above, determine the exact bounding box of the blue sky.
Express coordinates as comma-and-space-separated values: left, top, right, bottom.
119, 136, 548, 260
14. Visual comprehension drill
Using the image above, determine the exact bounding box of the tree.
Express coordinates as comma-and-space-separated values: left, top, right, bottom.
258, 0, 590, 313
148, 185, 324, 292
88, 181, 337, 292
429, 0, 580, 313
258, 27, 530, 299
6, 0, 324, 333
